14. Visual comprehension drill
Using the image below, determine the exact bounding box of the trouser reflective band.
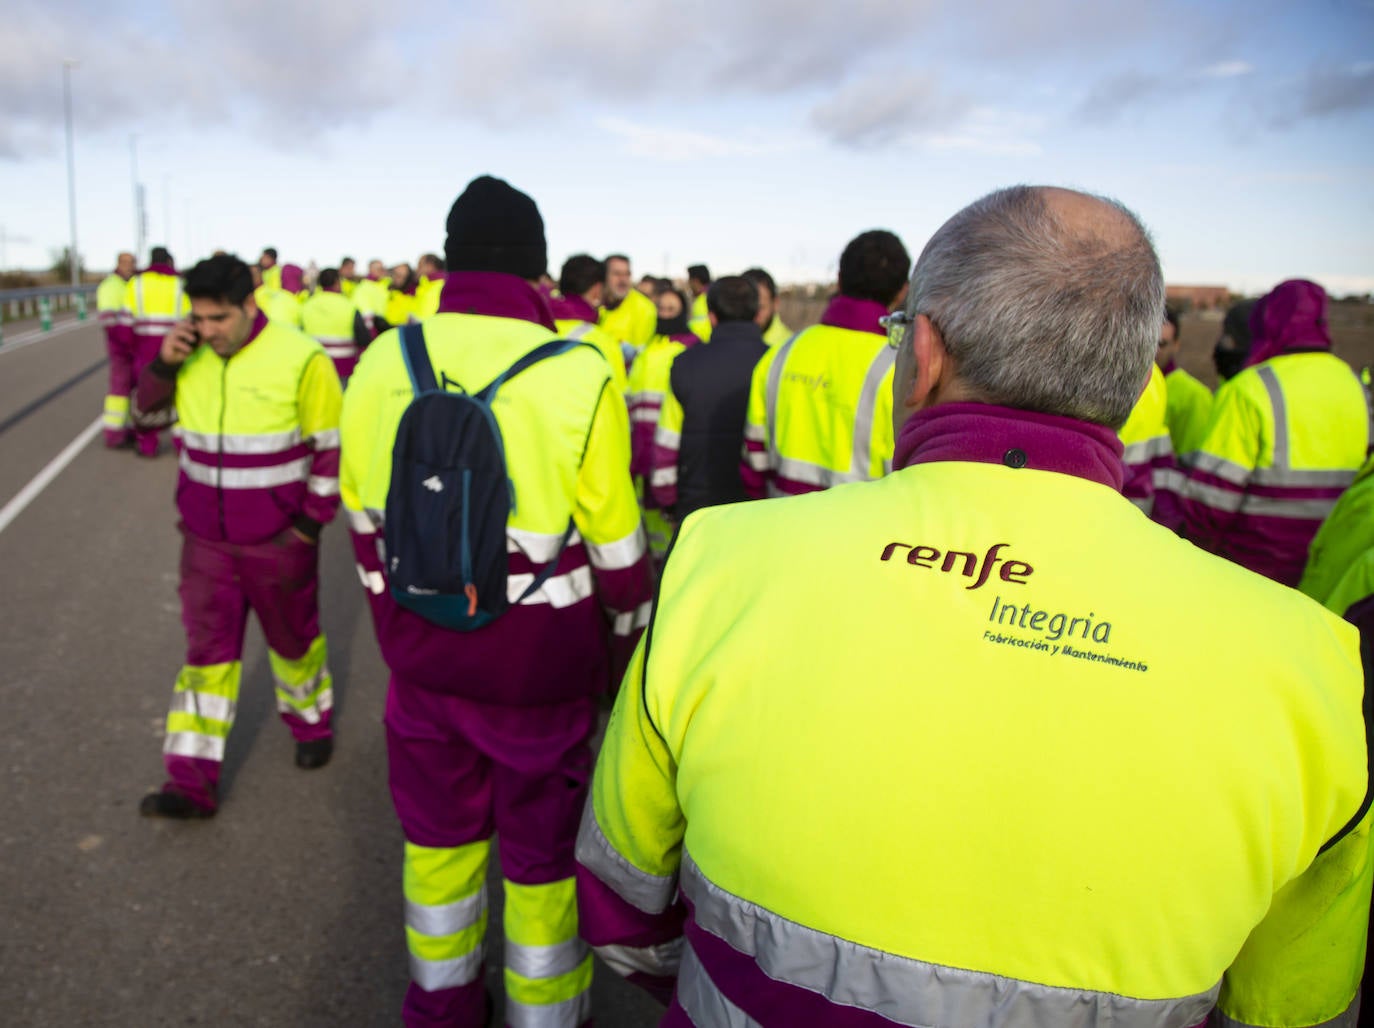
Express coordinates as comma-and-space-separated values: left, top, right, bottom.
269, 635, 333, 726
163, 661, 241, 762
504, 877, 592, 1028
103, 394, 130, 429
404, 840, 490, 992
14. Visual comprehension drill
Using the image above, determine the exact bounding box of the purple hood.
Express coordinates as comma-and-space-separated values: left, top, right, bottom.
1244, 279, 1331, 368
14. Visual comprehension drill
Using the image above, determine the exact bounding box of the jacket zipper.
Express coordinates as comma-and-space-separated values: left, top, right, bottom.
217, 356, 228, 541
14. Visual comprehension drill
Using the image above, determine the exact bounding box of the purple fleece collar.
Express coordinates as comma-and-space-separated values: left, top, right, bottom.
437, 271, 557, 330
549, 293, 599, 324
895, 402, 1124, 491
238, 311, 270, 353
144, 263, 177, 276
820, 295, 889, 335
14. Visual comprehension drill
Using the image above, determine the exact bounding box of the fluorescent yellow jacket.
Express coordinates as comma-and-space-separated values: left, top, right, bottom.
1176, 351, 1368, 586
1163, 363, 1214, 456
384, 287, 417, 328
1301, 453, 1374, 618
255, 285, 302, 328
96, 273, 126, 331
122, 267, 188, 351
300, 290, 364, 367
261, 265, 282, 291
414, 275, 445, 320
688, 292, 711, 341
1116, 362, 1176, 523
762, 315, 793, 347
555, 319, 629, 393
740, 296, 894, 499
579, 403, 1370, 1028
599, 288, 657, 350
350, 278, 389, 334
339, 296, 653, 704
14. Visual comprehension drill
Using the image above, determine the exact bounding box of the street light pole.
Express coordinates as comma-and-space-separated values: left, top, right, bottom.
130, 134, 145, 261
62, 59, 80, 288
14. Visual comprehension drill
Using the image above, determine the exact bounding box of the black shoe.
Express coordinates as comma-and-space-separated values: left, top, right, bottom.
295, 738, 333, 770
139, 790, 215, 819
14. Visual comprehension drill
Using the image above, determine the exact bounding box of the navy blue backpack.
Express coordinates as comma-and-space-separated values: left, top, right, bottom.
384, 323, 580, 630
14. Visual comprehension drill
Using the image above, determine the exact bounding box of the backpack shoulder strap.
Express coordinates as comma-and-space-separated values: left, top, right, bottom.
476, 338, 590, 402
399, 323, 439, 396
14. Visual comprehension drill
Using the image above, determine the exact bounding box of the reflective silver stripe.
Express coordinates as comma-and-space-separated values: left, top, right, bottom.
507, 991, 592, 1028
612, 600, 653, 637
681, 851, 1219, 1027
355, 565, 386, 595
587, 526, 647, 570
309, 428, 340, 450
631, 406, 661, 424
406, 887, 486, 938
169, 690, 236, 724
506, 938, 588, 981
1250, 466, 1355, 488
678, 941, 761, 1028
742, 449, 770, 472
1121, 435, 1172, 465
650, 466, 677, 488
410, 949, 483, 992
135, 276, 143, 317
276, 689, 334, 724
775, 456, 868, 489
179, 454, 312, 488
179, 429, 302, 454
275, 667, 328, 704
1179, 451, 1250, 485
742, 422, 766, 444
575, 801, 677, 914
312, 334, 352, 344
595, 938, 683, 979
1243, 494, 1339, 519
850, 347, 894, 479
509, 566, 594, 608
322, 343, 359, 358
1216, 998, 1358, 1028
163, 731, 226, 762
626, 390, 652, 408
655, 426, 681, 449
1129, 495, 1153, 515
1257, 364, 1289, 468
763, 335, 799, 457
1178, 476, 1245, 514
508, 526, 582, 563
346, 507, 376, 534
307, 475, 340, 496
567, 322, 593, 340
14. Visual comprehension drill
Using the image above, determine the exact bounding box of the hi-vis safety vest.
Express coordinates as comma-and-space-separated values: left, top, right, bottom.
256, 285, 302, 328
741, 323, 894, 497
556, 318, 628, 393
581, 447, 1370, 1028
762, 315, 793, 347
300, 291, 360, 365
1173, 350, 1369, 587
96, 273, 126, 332
688, 291, 711, 341
1163, 364, 1213, 456
1301, 452, 1374, 618
339, 313, 651, 697
599, 288, 657, 350
1116, 362, 1174, 518
351, 278, 389, 333
171, 320, 341, 545
123, 271, 188, 350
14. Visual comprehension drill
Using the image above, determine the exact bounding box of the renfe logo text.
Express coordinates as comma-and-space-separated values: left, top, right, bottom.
879, 541, 1032, 591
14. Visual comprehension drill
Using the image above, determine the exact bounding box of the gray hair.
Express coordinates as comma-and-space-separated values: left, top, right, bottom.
908, 186, 1163, 428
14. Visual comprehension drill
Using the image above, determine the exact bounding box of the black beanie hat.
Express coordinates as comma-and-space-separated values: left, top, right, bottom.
444, 175, 547, 279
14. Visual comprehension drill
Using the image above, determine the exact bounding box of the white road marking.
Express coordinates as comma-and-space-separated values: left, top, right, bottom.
0, 416, 103, 536
0, 317, 93, 356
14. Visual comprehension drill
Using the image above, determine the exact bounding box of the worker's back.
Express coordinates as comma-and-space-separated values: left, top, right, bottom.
616, 434, 1366, 1024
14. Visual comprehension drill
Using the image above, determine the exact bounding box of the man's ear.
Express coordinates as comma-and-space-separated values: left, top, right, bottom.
908, 314, 946, 408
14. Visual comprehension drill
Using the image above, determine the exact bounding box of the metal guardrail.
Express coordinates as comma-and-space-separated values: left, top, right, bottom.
0, 283, 100, 333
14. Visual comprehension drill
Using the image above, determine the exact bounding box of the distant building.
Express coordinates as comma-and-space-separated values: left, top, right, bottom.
1166, 285, 1231, 310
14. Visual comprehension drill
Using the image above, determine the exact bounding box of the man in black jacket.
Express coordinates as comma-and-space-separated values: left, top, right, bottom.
650, 275, 769, 520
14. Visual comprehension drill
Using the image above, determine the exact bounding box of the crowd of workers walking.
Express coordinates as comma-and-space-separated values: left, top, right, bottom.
89, 176, 1371, 1028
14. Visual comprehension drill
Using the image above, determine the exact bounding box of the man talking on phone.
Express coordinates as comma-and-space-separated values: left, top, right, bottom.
132, 254, 344, 818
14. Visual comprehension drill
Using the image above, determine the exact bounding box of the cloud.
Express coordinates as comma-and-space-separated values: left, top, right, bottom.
596, 117, 795, 161
924, 108, 1044, 156
1075, 71, 1168, 123
1201, 60, 1254, 79
810, 72, 972, 147
1273, 62, 1374, 124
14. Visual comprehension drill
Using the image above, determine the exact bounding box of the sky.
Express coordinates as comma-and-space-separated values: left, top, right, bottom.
1, 0, 1371, 294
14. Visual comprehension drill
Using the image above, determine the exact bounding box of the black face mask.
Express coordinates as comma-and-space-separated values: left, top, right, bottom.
656, 311, 688, 336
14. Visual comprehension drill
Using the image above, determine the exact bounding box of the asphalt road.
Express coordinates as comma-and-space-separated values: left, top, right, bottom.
0, 323, 662, 1026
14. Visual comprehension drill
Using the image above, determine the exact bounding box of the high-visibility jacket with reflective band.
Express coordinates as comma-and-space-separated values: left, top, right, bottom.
555, 319, 628, 394
1174, 351, 1369, 587
761, 315, 792, 347
385, 287, 417, 328
1116, 362, 1177, 526
627, 333, 696, 483
599, 288, 657, 350
96, 273, 126, 333
1301, 453, 1374, 620
741, 299, 894, 499
261, 265, 282, 291
413, 275, 444, 321
339, 309, 653, 705
578, 402, 1371, 1028
688, 292, 711, 341
300, 290, 362, 365
1163, 362, 1213, 456
121, 267, 188, 352
350, 278, 389, 333
148, 315, 341, 545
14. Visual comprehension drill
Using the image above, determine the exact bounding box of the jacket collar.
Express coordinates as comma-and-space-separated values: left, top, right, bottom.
895, 402, 1124, 491
820, 294, 889, 336
437, 271, 556, 330
549, 293, 599, 324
